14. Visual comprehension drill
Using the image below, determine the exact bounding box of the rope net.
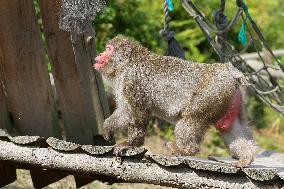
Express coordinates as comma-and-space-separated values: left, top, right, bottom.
182, 0, 284, 115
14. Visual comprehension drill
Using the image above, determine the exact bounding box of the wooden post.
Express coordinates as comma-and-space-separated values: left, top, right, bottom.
0, 53, 11, 130
0, 0, 59, 137
70, 24, 111, 135
0, 83, 11, 130
39, 0, 110, 144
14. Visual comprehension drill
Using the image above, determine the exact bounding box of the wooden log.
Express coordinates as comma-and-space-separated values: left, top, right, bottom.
0, 0, 59, 137
0, 140, 281, 189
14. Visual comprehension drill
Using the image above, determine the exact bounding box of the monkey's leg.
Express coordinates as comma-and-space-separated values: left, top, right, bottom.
171, 118, 207, 156
219, 116, 258, 167
113, 124, 147, 155
103, 108, 133, 141
113, 111, 149, 156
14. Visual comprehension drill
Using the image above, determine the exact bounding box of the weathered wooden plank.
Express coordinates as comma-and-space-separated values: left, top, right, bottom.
40, 0, 110, 144
0, 77, 11, 130
39, 0, 95, 144
30, 169, 68, 189
85, 25, 111, 131
0, 162, 16, 187
74, 175, 95, 188
0, 0, 59, 137
70, 23, 110, 135
0, 140, 283, 189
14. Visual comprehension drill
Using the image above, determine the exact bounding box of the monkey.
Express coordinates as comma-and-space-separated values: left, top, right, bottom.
94, 35, 258, 167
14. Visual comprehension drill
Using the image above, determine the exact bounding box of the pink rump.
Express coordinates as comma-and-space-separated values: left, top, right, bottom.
215, 90, 242, 130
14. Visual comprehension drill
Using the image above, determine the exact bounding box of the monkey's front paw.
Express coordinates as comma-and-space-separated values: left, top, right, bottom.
103, 127, 114, 141
113, 141, 131, 156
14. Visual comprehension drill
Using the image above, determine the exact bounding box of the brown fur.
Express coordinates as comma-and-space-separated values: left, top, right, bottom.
97, 35, 258, 167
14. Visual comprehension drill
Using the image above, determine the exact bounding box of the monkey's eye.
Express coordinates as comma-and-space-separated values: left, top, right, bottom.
106, 45, 115, 52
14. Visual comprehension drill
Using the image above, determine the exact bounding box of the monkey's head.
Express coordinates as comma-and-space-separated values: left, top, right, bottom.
94, 35, 140, 80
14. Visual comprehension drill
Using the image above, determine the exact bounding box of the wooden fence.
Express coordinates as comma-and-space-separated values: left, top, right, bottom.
0, 0, 109, 144
1, 1, 284, 188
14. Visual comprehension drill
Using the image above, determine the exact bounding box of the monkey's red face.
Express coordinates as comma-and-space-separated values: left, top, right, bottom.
94, 45, 115, 70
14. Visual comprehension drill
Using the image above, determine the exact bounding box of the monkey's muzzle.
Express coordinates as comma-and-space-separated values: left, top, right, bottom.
94, 45, 114, 70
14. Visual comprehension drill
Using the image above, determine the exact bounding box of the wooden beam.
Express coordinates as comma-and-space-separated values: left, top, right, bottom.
0, 140, 281, 189
240, 49, 284, 60
0, 0, 59, 137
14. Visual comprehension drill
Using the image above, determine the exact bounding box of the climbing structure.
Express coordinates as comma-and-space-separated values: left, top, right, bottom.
181, 0, 284, 115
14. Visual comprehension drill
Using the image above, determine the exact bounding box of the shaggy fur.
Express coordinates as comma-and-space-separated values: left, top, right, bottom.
94, 35, 258, 167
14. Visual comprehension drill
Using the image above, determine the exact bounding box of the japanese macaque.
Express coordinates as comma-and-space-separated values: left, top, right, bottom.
94, 35, 258, 167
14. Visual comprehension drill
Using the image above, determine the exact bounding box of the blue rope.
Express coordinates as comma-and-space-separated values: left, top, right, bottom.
167, 0, 174, 12
238, 1, 249, 45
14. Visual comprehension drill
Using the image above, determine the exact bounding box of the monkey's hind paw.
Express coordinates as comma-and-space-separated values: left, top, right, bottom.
227, 158, 254, 168
113, 141, 132, 156
166, 141, 179, 155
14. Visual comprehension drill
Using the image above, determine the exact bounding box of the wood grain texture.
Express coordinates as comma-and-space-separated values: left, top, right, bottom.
40, 0, 110, 144
0, 60, 11, 130
39, 0, 95, 144
72, 23, 110, 135
0, 0, 59, 137
0, 140, 282, 189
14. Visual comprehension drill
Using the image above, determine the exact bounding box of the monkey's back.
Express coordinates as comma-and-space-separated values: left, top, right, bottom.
125, 54, 245, 121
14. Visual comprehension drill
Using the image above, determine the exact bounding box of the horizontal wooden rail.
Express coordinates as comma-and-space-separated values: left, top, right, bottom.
0, 139, 283, 189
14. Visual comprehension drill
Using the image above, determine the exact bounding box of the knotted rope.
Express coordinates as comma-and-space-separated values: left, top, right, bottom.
237, 0, 249, 45
160, 0, 185, 59
214, 0, 228, 62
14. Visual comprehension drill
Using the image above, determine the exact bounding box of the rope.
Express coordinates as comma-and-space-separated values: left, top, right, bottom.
160, 0, 185, 59
214, 0, 228, 62
181, 0, 284, 116
238, 1, 249, 45
162, 0, 170, 32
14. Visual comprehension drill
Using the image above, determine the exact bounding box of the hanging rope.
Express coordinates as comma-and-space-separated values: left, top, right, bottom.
214, 0, 228, 62
238, 0, 249, 45
160, 0, 185, 59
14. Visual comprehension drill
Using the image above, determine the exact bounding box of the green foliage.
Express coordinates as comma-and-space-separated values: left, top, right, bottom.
95, 0, 284, 60
246, 97, 266, 129
161, 125, 175, 141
